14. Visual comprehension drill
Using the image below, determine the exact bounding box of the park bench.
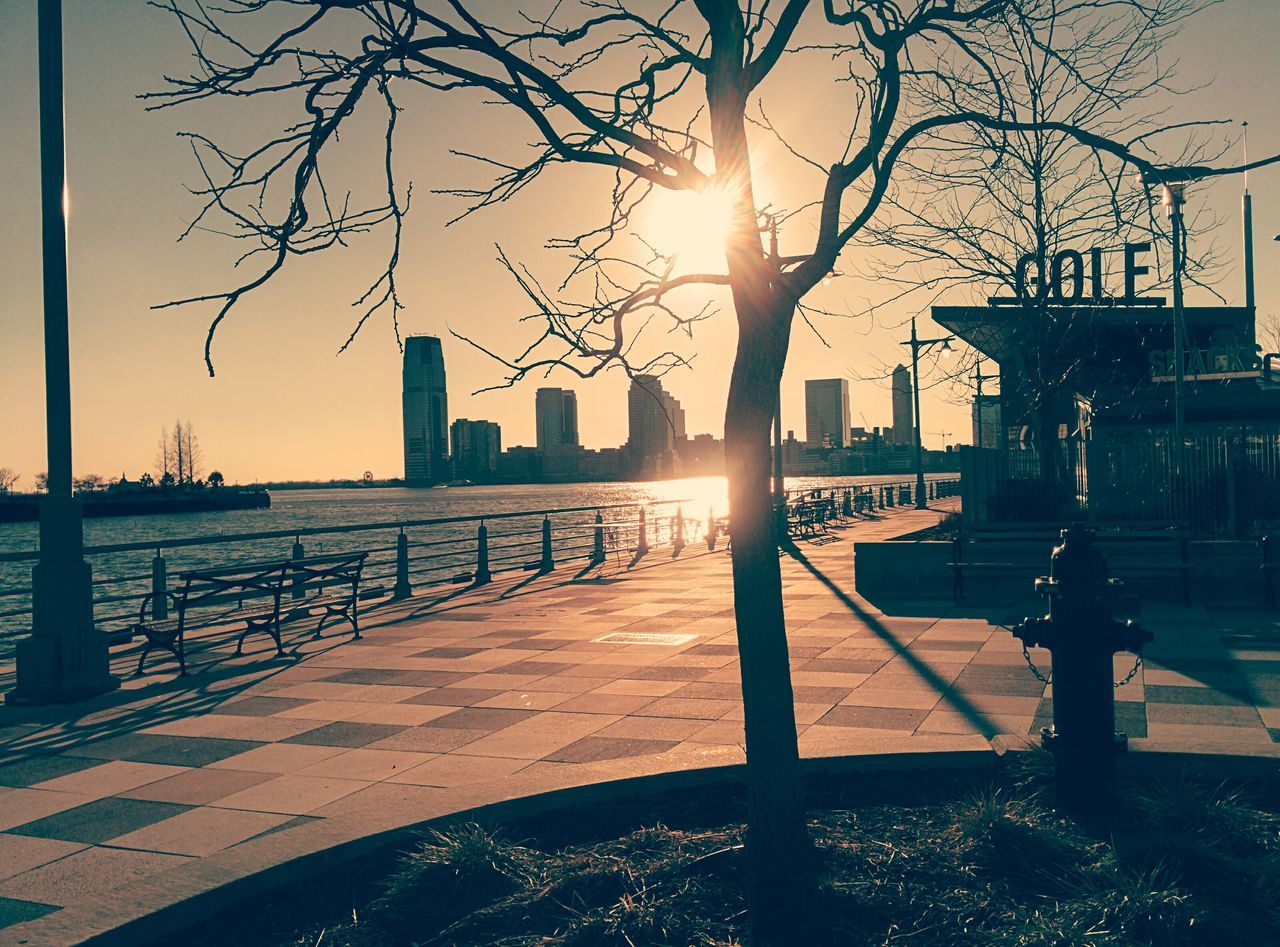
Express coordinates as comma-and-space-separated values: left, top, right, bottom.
132, 552, 369, 675
950, 523, 1190, 604
787, 498, 833, 538
286, 551, 368, 639
133, 562, 289, 675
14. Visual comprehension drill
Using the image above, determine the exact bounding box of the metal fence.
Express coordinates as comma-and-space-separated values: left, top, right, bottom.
965, 424, 1280, 537
0, 499, 695, 656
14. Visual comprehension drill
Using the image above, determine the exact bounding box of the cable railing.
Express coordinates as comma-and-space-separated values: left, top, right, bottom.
0, 477, 960, 656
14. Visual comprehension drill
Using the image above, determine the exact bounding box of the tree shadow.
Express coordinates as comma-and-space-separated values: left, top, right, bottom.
783, 545, 1003, 738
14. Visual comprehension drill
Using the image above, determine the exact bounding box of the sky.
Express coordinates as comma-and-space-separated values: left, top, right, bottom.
1, 0, 1278, 485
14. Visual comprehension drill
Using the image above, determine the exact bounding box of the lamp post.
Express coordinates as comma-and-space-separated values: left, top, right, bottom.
7, 0, 117, 705
1163, 182, 1188, 479
900, 315, 953, 510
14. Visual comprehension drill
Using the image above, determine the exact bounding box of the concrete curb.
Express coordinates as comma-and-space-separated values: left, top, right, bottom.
7, 737, 995, 946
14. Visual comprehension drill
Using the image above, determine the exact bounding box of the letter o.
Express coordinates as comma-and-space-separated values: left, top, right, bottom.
1051, 249, 1084, 302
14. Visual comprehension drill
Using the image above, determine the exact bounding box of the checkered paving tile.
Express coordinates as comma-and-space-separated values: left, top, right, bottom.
3, 498, 1279, 943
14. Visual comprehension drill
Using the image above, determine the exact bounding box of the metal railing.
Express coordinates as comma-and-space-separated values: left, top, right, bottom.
780, 476, 961, 517
0, 477, 960, 656
0, 499, 701, 654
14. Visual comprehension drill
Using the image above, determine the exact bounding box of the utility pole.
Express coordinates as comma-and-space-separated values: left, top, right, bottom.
900, 315, 953, 510
8, 0, 117, 705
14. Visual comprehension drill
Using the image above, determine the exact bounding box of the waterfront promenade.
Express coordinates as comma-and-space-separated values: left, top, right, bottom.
1, 500, 1278, 944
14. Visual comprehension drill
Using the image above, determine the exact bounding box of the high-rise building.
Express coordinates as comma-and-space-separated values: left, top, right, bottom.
972, 394, 1002, 450
891, 364, 914, 446
804, 378, 851, 448
450, 419, 501, 480
403, 335, 449, 484
535, 388, 579, 451
627, 375, 686, 475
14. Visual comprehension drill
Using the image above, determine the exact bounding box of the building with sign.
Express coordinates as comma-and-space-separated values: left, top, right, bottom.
934, 235, 1279, 535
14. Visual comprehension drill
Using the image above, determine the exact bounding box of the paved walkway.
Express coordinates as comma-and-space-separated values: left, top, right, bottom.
1, 501, 1279, 944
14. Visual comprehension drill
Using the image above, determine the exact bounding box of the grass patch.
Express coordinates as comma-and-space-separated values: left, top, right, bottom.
184, 760, 1280, 946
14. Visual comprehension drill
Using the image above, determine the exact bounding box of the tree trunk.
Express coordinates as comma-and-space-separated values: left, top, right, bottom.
724, 301, 812, 943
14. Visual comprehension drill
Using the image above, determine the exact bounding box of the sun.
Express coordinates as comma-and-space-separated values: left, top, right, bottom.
642, 185, 739, 274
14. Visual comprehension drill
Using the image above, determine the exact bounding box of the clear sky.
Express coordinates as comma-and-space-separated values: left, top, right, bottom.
1, 1, 1277, 485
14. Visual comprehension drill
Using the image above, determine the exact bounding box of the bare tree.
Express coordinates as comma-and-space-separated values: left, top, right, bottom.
151, 1, 1274, 935
857, 0, 1229, 492
182, 422, 204, 484
171, 420, 187, 485
0, 468, 19, 494
156, 426, 173, 483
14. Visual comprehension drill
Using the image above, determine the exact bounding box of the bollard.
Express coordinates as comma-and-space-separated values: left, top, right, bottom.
475, 522, 492, 585
393, 530, 412, 599
591, 511, 606, 565
291, 537, 306, 600
540, 516, 555, 572
707, 506, 716, 551
673, 507, 685, 556
636, 507, 650, 556
1011, 527, 1151, 812
151, 549, 168, 620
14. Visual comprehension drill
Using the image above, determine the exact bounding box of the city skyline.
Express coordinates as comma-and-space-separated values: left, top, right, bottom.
1, 2, 1277, 485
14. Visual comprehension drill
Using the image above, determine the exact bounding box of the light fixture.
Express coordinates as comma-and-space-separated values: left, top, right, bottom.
940, 339, 953, 358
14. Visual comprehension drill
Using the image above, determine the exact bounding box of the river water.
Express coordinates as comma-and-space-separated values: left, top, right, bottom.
0, 473, 944, 648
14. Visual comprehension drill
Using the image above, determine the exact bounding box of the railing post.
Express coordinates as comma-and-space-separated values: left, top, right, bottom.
540, 516, 555, 572
706, 506, 717, 551
591, 511, 605, 565
393, 529, 412, 600
475, 521, 491, 585
151, 549, 167, 620
291, 536, 305, 600
673, 507, 685, 556
637, 507, 650, 556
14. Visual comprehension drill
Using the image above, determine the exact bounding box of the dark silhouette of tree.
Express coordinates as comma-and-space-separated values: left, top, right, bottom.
208, 470, 225, 487
150, 2, 1275, 937
139, 471, 156, 488
0, 469, 19, 495
74, 473, 106, 493
156, 426, 173, 483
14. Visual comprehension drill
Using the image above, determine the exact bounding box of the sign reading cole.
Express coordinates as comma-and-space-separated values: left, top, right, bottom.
988, 243, 1166, 307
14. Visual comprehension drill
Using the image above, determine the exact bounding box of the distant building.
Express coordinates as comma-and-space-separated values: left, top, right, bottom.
972, 394, 1003, 449
403, 336, 449, 485
891, 364, 914, 446
805, 378, 851, 448
627, 375, 686, 477
450, 419, 501, 480
677, 433, 724, 476
535, 388, 579, 451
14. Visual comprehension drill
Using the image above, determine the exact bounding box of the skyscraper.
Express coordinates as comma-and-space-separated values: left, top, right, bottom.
535, 388, 580, 451
805, 378, 851, 448
627, 375, 686, 474
450, 419, 501, 480
403, 336, 449, 484
891, 364, 914, 446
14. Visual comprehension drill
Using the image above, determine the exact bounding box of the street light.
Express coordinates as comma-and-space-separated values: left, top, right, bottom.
1136, 171, 1191, 479
900, 314, 955, 510
7, 0, 116, 705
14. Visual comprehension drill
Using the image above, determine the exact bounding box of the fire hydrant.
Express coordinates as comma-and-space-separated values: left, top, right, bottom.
1011, 527, 1151, 811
